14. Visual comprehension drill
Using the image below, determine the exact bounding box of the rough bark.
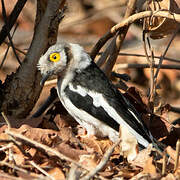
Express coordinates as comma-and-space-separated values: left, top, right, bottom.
1, 0, 64, 118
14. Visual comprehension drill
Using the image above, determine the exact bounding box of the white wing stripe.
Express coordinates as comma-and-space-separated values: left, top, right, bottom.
68, 83, 149, 147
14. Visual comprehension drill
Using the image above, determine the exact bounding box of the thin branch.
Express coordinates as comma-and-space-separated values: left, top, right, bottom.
115, 63, 180, 69
162, 150, 167, 175
0, 45, 10, 70
0, 0, 27, 45
0, 139, 32, 159
4, 41, 27, 55
143, 33, 155, 104
0, 161, 29, 174
6, 129, 88, 171
0, 23, 19, 69
0, 143, 12, 151
174, 139, 180, 171
111, 11, 180, 33
1, 0, 66, 118
1, 112, 11, 129
98, 0, 137, 77
1, 0, 22, 65
29, 161, 54, 180
81, 139, 121, 180
90, 32, 114, 60
90, 10, 180, 60
154, 27, 179, 82
97, 52, 180, 63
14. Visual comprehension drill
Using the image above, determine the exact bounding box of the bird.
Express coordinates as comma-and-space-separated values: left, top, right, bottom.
37, 42, 165, 159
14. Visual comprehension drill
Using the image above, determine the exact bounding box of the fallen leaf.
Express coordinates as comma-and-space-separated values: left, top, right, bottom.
79, 154, 99, 170
142, 156, 158, 177
48, 167, 65, 180
131, 144, 153, 167
56, 142, 88, 161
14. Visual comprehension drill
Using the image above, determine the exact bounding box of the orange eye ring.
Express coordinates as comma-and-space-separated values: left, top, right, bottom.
49, 52, 60, 62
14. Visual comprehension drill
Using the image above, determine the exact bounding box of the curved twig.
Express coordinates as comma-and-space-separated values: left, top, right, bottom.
90, 10, 180, 60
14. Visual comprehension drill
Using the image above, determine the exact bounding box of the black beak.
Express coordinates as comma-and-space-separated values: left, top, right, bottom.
40, 72, 51, 86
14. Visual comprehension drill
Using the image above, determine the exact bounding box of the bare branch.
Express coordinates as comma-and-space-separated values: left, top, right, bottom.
0, 0, 27, 45
91, 10, 180, 60
174, 139, 180, 171
0, 24, 19, 69
154, 28, 179, 82
116, 63, 180, 69
97, 52, 180, 63
6, 129, 88, 170
81, 139, 121, 180
29, 161, 54, 180
98, 0, 138, 77
1, 0, 21, 65
1, 0, 65, 118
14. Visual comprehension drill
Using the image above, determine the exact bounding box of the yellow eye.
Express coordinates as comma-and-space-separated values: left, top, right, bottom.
49, 52, 60, 62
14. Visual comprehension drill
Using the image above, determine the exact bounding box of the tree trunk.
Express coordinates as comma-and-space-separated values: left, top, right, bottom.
1, 0, 65, 118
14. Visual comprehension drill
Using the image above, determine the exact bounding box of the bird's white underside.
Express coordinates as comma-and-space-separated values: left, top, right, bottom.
58, 78, 149, 148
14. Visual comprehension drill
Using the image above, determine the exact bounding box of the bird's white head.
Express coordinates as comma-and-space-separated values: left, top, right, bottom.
37, 43, 68, 85
37, 43, 91, 86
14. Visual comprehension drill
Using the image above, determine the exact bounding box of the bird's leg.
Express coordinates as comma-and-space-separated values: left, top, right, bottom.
76, 124, 97, 139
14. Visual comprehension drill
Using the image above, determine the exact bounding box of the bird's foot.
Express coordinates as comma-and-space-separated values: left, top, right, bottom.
76, 125, 97, 139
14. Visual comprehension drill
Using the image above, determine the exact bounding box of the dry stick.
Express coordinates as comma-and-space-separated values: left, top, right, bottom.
0, 139, 32, 159
0, 161, 47, 179
0, 43, 11, 69
142, 12, 154, 105
0, 143, 12, 151
1, 0, 65, 118
97, 52, 180, 63
143, 32, 154, 113
4, 41, 27, 55
111, 11, 180, 33
0, 0, 27, 45
95, 0, 130, 67
81, 139, 121, 180
162, 150, 167, 175
91, 32, 114, 60
146, 35, 156, 104
90, 10, 180, 60
116, 63, 180, 69
154, 28, 179, 83
0, 112, 32, 159
101, 33, 123, 77
1, 112, 11, 129
0, 23, 19, 69
174, 139, 180, 171
1, 112, 17, 165
0, 161, 29, 174
29, 161, 54, 180
1, 0, 21, 65
6, 129, 88, 171
98, 0, 138, 77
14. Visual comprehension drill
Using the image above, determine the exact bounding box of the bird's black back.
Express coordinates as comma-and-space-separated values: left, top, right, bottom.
64, 61, 154, 146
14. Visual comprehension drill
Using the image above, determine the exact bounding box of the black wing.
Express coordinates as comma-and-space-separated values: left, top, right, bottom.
64, 61, 155, 146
